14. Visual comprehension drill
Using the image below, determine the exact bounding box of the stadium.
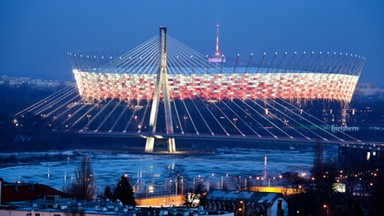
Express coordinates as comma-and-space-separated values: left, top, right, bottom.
72, 31, 362, 103
14, 27, 366, 152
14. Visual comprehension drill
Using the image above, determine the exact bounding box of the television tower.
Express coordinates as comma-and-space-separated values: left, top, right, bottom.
208, 24, 226, 63
215, 24, 220, 56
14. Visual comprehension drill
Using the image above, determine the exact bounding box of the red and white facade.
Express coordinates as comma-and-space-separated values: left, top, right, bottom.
74, 69, 359, 103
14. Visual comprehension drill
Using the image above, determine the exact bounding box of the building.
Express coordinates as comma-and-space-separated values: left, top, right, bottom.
1, 182, 69, 203
135, 194, 185, 207
0, 75, 61, 90
205, 189, 288, 216
0, 195, 234, 216
354, 82, 384, 99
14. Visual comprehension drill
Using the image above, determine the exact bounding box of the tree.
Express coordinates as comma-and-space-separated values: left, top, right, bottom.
98, 185, 114, 201
113, 175, 135, 206
64, 203, 85, 216
229, 175, 243, 190
166, 164, 186, 195
312, 161, 338, 197
184, 181, 206, 207
311, 139, 324, 182
352, 199, 364, 216
281, 171, 305, 191
65, 157, 95, 201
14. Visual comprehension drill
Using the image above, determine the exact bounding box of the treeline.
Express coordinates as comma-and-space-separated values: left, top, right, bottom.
64, 157, 135, 206
284, 141, 384, 216
0, 153, 68, 166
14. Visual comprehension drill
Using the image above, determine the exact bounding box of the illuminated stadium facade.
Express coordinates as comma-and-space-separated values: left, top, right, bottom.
74, 70, 359, 102
14, 27, 366, 153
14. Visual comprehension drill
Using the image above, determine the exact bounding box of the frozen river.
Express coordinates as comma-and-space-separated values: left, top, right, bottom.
0, 146, 337, 195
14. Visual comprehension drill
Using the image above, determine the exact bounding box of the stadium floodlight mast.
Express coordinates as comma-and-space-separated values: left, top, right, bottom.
145, 27, 176, 153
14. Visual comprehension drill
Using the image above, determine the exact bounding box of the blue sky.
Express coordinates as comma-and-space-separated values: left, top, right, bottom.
0, 0, 383, 86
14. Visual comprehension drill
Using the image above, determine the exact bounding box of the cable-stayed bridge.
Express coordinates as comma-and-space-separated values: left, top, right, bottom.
12, 27, 377, 153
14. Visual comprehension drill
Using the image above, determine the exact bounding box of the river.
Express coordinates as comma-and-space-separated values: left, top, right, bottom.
0, 145, 337, 195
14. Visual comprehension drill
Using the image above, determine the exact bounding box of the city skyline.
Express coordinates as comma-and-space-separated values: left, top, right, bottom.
1, 2, 383, 214
0, 0, 383, 86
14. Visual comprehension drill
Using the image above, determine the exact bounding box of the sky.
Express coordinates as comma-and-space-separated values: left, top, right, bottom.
0, 0, 383, 86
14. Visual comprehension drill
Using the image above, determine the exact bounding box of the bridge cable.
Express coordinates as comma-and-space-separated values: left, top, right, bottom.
12, 85, 73, 118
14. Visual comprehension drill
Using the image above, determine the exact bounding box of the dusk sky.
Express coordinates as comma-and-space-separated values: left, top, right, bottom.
0, 0, 383, 86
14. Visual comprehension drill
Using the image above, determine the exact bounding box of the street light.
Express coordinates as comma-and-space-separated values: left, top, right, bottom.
239, 200, 245, 216
237, 207, 243, 216
174, 179, 178, 196
86, 114, 92, 131
169, 179, 177, 196
233, 117, 238, 134
284, 119, 289, 131
134, 115, 138, 129
183, 115, 188, 132
193, 175, 202, 192
180, 177, 184, 195
323, 204, 329, 216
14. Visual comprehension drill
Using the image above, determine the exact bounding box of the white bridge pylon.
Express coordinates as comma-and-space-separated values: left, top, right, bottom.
145, 27, 176, 153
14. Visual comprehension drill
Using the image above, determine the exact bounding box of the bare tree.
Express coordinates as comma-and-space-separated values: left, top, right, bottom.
165, 164, 186, 195
65, 157, 96, 201
229, 175, 243, 190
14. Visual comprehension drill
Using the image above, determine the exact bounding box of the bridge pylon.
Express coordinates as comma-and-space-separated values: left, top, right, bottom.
145, 27, 176, 153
